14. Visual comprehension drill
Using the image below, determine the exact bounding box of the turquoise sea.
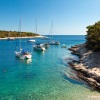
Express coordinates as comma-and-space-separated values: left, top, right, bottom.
0, 35, 100, 100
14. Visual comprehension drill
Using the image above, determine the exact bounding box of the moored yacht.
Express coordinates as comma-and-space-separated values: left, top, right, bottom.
15, 16, 32, 60
49, 21, 60, 45
28, 39, 35, 42
33, 43, 45, 51
7, 32, 15, 40
15, 49, 32, 59
7, 37, 15, 41
49, 40, 60, 45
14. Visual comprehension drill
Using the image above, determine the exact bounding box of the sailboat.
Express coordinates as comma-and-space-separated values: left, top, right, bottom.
7, 31, 15, 40
49, 21, 60, 45
33, 18, 46, 51
27, 26, 35, 42
28, 38, 35, 42
15, 16, 32, 59
34, 43, 46, 51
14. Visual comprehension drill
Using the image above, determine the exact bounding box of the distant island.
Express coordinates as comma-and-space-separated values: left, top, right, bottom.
0, 30, 39, 38
68, 21, 100, 90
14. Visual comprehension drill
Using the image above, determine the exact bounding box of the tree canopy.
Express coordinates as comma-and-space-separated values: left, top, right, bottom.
86, 21, 100, 51
0, 30, 39, 38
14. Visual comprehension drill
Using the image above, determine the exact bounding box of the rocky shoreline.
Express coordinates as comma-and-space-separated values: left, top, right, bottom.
68, 43, 100, 90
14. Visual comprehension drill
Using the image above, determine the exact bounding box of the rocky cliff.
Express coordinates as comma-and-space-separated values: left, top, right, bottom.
68, 43, 100, 90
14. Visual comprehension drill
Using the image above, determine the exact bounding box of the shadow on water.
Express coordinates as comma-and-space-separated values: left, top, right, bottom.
62, 73, 100, 92
62, 73, 84, 85
33, 49, 46, 55
16, 71, 36, 80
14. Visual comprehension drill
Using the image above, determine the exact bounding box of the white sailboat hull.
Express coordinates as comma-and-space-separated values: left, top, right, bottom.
15, 51, 32, 59
49, 41, 60, 45
7, 37, 15, 40
49, 21, 60, 45
34, 46, 45, 51
28, 39, 35, 42
33, 44, 45, 51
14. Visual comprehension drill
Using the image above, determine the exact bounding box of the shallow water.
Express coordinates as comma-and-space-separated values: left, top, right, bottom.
0, 35, 100, 100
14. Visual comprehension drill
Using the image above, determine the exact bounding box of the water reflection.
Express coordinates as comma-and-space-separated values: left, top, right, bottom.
33, 49, 45, 55
19, 59, 32, 64
25, 59, 32, 64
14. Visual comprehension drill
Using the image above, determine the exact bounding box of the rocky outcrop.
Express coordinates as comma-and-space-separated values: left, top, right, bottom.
68, 43, 100, 90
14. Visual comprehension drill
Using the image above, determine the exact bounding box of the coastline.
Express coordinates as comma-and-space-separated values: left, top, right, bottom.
0, 35, 100, 99
68, 43, 100, 90
0, 36, 46, 40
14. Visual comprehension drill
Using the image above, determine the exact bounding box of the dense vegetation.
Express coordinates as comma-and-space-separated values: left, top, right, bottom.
86, 21, 100, 51
0, 30, 39, 38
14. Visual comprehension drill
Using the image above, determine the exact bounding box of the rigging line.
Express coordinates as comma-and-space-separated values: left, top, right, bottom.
51, 21, 53, 40
15, 20, 20, 51
49, 22, 52, 38
36, 17, 37, 34
19, 15, 22, 51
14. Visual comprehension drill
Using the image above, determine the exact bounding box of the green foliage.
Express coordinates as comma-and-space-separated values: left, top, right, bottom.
0, 30, 39, 38
86, 21, 100, 51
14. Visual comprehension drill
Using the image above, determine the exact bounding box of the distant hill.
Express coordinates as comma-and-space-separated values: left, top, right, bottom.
0, 30, 39, 38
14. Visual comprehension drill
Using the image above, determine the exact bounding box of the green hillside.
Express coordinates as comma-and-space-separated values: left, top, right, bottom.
0, 30, 39, 38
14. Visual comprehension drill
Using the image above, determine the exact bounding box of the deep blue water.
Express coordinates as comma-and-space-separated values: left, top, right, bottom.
0, 35, 99, 100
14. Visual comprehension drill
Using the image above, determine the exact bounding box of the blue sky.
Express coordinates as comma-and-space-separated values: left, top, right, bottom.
0, 0, 100, 35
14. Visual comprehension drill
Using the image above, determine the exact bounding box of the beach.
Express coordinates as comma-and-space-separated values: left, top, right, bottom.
0, 36, 46, 40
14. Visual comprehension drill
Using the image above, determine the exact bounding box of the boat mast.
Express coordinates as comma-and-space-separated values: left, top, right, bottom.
51, 21, 53, 40
9, 31, 10, 38
36, 18, 37, 34
20, 16, 21, 51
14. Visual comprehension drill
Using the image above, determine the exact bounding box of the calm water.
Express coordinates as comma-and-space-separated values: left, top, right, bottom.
0, 35, 99, 100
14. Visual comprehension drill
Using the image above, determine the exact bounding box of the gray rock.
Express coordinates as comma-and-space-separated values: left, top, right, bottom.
68, 43, 100, 90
